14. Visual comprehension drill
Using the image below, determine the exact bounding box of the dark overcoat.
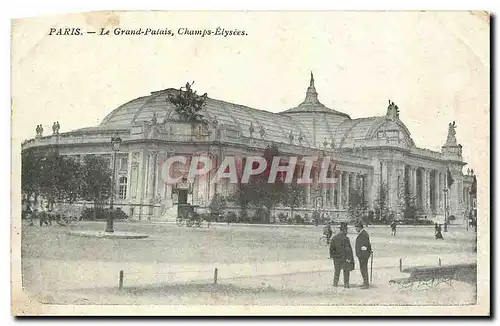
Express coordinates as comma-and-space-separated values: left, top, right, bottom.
329, 232, 354, 270
355, 229, 372, 261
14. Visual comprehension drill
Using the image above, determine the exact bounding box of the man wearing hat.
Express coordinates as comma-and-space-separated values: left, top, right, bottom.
329, 222, 354, 288
355, 221, 372, 289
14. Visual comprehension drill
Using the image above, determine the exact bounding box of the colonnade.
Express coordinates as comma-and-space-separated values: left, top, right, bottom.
405, 165, 448, 213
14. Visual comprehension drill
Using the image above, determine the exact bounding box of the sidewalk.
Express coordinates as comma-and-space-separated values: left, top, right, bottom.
23, 252, 476, 294
93, 219, 469, 230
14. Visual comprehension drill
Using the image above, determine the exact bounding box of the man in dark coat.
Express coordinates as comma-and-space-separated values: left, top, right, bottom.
329, 222, 354, 288
355, 221, 372, 289
390, 220, 397, 236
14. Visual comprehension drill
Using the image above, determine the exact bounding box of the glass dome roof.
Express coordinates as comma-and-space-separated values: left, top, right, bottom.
99, 75, 412, 149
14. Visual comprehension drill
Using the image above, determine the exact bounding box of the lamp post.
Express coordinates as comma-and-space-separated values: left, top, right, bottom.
106, 135, 122, 233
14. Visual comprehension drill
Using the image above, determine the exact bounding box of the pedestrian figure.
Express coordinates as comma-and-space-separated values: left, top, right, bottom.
329, 222, 354, 288
435, 223, 444, 240
313, 210, 319, 226
323, 222, 333, 244
390, 220, 397, 236
355, 221, 372, 289
25, 204, 34, 226
38, 199, 52, 227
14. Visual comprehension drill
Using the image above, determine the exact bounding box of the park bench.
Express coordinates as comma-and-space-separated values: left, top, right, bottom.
389, 263, 476, 289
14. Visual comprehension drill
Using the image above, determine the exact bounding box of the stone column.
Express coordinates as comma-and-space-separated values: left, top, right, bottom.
466, 187, 470, 210
421, 168, 427, 211
345, 172, 351, 208
330, 167, 336, 207
322, 167, 328, 206
208, 154, 216, 204
426, 169, 431, 211
362, 174, 368, 203
366, 172, 373, 211
412, 167, 418, 198
433, 170, 439, 212
306, 166, 311, 206
370, 160, 382, 212
439, 172, 445, 212
408, 166, 412, 197
144, 151, 157, 220
337, 170, 343, 209
134, 149, 148, 220
126, 152, 134, 199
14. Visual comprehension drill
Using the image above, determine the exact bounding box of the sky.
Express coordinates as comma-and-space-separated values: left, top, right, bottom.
11, 11, 490, 175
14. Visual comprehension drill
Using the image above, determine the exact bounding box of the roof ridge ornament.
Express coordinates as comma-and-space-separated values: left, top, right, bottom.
303, 72, 319, 104
386, 99, 400, 119
444, 121, 458, 146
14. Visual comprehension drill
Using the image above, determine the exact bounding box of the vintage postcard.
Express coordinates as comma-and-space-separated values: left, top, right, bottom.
11, 11, 490, 316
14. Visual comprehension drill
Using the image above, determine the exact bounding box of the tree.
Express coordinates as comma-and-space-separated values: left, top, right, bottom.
373, 182, 390, 222
167, 81, 208, 123
236, 145, 285, 223
37, 152, 83, 210
80, 155, 112, 219
209, 194, 227, 216
402, 185, 418, 223
21, 148, 42, 209
282, 166, 306, 220
348, 185, 368, 222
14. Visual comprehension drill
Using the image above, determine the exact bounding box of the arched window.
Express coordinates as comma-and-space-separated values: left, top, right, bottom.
118, 176, 128, 200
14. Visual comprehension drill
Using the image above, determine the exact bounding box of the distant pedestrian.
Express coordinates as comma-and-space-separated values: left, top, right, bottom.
390, 220, 397, 236
313, 210, 319, 226
355, 221, 372, 289
329, 222, 354, 288
38, 199, 52, 227
435, 223, 444, 240
323, 223, 333, 244
25, 204, 34, 226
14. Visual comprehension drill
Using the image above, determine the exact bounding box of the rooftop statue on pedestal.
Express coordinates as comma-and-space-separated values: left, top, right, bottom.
35, 124, 44, 138
386, 100, 400, 119
445, 121, 457, 146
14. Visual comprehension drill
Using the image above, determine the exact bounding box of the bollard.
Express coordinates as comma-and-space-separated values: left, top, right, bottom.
213, 268, 218, 285
439, 258, 442, 266
399, 258, 402, 272
119, 270, 124, 291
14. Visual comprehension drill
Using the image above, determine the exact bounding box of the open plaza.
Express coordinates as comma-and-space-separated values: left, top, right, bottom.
21, 221, 477, 306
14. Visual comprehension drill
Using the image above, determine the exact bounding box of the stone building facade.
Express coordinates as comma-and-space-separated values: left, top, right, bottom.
21, 74, 477, 223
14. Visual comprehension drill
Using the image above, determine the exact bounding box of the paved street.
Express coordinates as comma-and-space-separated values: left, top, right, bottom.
21, 221, 477, 305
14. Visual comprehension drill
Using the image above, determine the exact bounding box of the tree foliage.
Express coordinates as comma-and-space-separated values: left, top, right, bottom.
282, 166, 306, 218
167, 82, 208, 123
348, 184, 368, 222
373, 182, 391, 222
21, 151, 112, 213
402, 186, 418, 222
209, 193, 227, 215
21, 148, 42, 203
236, 145, 286, 223
80, 155, 112, 205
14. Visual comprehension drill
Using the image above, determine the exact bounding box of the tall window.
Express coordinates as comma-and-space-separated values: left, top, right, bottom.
118, 176, 128, 200
120, 156, 128, 171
